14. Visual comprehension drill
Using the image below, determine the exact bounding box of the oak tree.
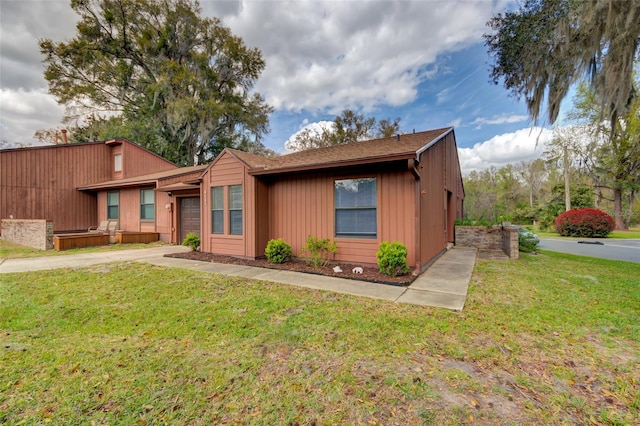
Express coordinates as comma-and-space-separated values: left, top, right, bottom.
485, 0, 640, 127
40, 0, 273, 166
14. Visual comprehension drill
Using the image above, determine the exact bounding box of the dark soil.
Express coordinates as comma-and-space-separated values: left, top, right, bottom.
165, 251, 416, 286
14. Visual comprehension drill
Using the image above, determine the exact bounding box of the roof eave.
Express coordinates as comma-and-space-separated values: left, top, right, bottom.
77, 179, 158, 191
415, 127, 453, 160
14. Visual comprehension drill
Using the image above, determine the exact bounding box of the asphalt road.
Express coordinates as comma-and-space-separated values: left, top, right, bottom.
539, 238, 640, 264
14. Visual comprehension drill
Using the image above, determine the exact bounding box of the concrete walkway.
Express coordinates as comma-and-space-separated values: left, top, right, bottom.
0, 245, 477, 310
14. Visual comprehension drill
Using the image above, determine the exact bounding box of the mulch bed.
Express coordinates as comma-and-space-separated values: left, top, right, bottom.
165, 251, 416, 286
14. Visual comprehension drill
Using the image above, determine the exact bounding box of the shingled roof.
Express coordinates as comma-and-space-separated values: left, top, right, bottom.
77, 164, 208, 191
227, 127, 453, 176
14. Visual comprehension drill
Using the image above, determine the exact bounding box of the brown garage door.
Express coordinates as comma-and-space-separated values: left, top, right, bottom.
180, 197, 200, 243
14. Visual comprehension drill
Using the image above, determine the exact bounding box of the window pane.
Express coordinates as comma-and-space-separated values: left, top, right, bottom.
107, 192, 119, 205
141, 204, 155, 220
229, 185, 242, 210
114, 154, 122, 172
212, 211, 223, 234
141, 189, 154, 204
335, 178, 376, 208
335, 209, 376, 236
107, 206, 119, 220
212, 187, 223, 210
229, 210, 242, 235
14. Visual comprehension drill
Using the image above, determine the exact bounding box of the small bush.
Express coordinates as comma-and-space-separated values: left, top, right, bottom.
554, 208, 615, 238
300, 235, 337, 268
376, 241, 409, 277
265, 238, 293, 264
518, 231, 539, 253
182, 232, 201, 251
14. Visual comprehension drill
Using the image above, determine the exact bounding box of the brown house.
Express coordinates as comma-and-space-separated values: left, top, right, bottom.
0, 139, 202, 242
1, 139, 176, 232
198, 127, 464, 272
1, 127, 464, 270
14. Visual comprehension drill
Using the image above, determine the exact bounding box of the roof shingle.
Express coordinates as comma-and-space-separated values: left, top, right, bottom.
228, 127, 452, 175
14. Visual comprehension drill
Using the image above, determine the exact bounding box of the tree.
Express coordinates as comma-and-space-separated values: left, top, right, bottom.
567, 83, 640, 229
485, 0, 640, 126
516, 158, 547, 208
40, 0, 273, 166
285, 110, 401, 152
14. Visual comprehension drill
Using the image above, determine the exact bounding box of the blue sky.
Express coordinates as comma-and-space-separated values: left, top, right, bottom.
264, 42, 531, 152
0, 1, 558, 172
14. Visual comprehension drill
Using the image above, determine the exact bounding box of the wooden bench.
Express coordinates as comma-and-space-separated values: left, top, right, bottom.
54, 233, 110, 251
115, 231, 159, 244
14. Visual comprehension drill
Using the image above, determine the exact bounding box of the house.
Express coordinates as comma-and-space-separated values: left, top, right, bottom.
198, 127, 464, 272
0, 138, 201, 243
1, 127, 464, 271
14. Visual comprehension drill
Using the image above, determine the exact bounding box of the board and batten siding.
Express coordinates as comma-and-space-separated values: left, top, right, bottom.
268, 165, 416, 266
200, 152, 256, 257
416, 131, 464, 267
1, 143, 111, 232
118, 141, 176, 179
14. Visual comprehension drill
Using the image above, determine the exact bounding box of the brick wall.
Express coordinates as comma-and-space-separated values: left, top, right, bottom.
455, 225, 519, 258
502, 226, 519, 259
1, 219, 54, 250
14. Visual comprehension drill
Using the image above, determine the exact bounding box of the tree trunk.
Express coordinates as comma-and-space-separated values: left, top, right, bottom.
563, 145, 571, 211
613, 188, 625, 230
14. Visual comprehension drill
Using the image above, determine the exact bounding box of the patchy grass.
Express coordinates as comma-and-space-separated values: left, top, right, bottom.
1, 253, 638, 424
0, 239, 165, 259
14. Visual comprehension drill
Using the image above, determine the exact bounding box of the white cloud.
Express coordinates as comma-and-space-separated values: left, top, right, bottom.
284, 120, 335, 153
0, 88, 65, 145
459, 127, 553, 173
220, 1, 505, 113
471, 114, 529, 127
449, 117, 463, 128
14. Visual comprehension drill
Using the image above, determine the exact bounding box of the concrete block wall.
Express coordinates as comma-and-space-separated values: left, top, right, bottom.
1, 219, 54, 250
455, 225, 519, 258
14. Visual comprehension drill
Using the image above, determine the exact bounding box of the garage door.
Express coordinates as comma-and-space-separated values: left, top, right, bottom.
179, 197, 200, 243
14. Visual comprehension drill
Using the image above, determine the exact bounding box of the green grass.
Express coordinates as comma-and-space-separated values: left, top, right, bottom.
0, 239, 166, 259
534, 227, 640, 239
1, 253, 638, 424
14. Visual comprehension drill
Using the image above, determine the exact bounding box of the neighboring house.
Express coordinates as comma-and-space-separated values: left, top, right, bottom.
0, 139, 200, 242
77, 164, 207, 243
198, 127, 464, 272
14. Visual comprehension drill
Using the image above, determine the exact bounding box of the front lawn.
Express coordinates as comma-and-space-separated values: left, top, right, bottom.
0, 239, 165, 259
536, 227, 640, 239
1, 253, 638, 424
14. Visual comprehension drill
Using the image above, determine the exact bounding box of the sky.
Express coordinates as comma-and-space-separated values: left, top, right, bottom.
0, 0, 563, 173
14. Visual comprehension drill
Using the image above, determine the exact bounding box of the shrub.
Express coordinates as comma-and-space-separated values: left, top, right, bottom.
181, 232, 200, 251
376, 241, 409, 277
554, 208, 615, 238
300, 235, 337, 268
265, 238, 293, 264
518, 230, 540, 253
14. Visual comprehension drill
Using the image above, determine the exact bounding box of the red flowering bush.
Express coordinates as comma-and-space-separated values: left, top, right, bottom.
554, 208, 615, 237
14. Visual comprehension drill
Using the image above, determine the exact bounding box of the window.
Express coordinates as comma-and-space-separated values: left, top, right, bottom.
334, 178, 377, 238
107, 191, 119, 219
229, 185, 242, 235
140, 189, 155, 220
211, 186, 223, 234
114, 153, 122, 172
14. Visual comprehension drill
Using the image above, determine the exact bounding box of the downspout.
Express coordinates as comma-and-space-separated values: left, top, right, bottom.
408, 159, 422, 275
